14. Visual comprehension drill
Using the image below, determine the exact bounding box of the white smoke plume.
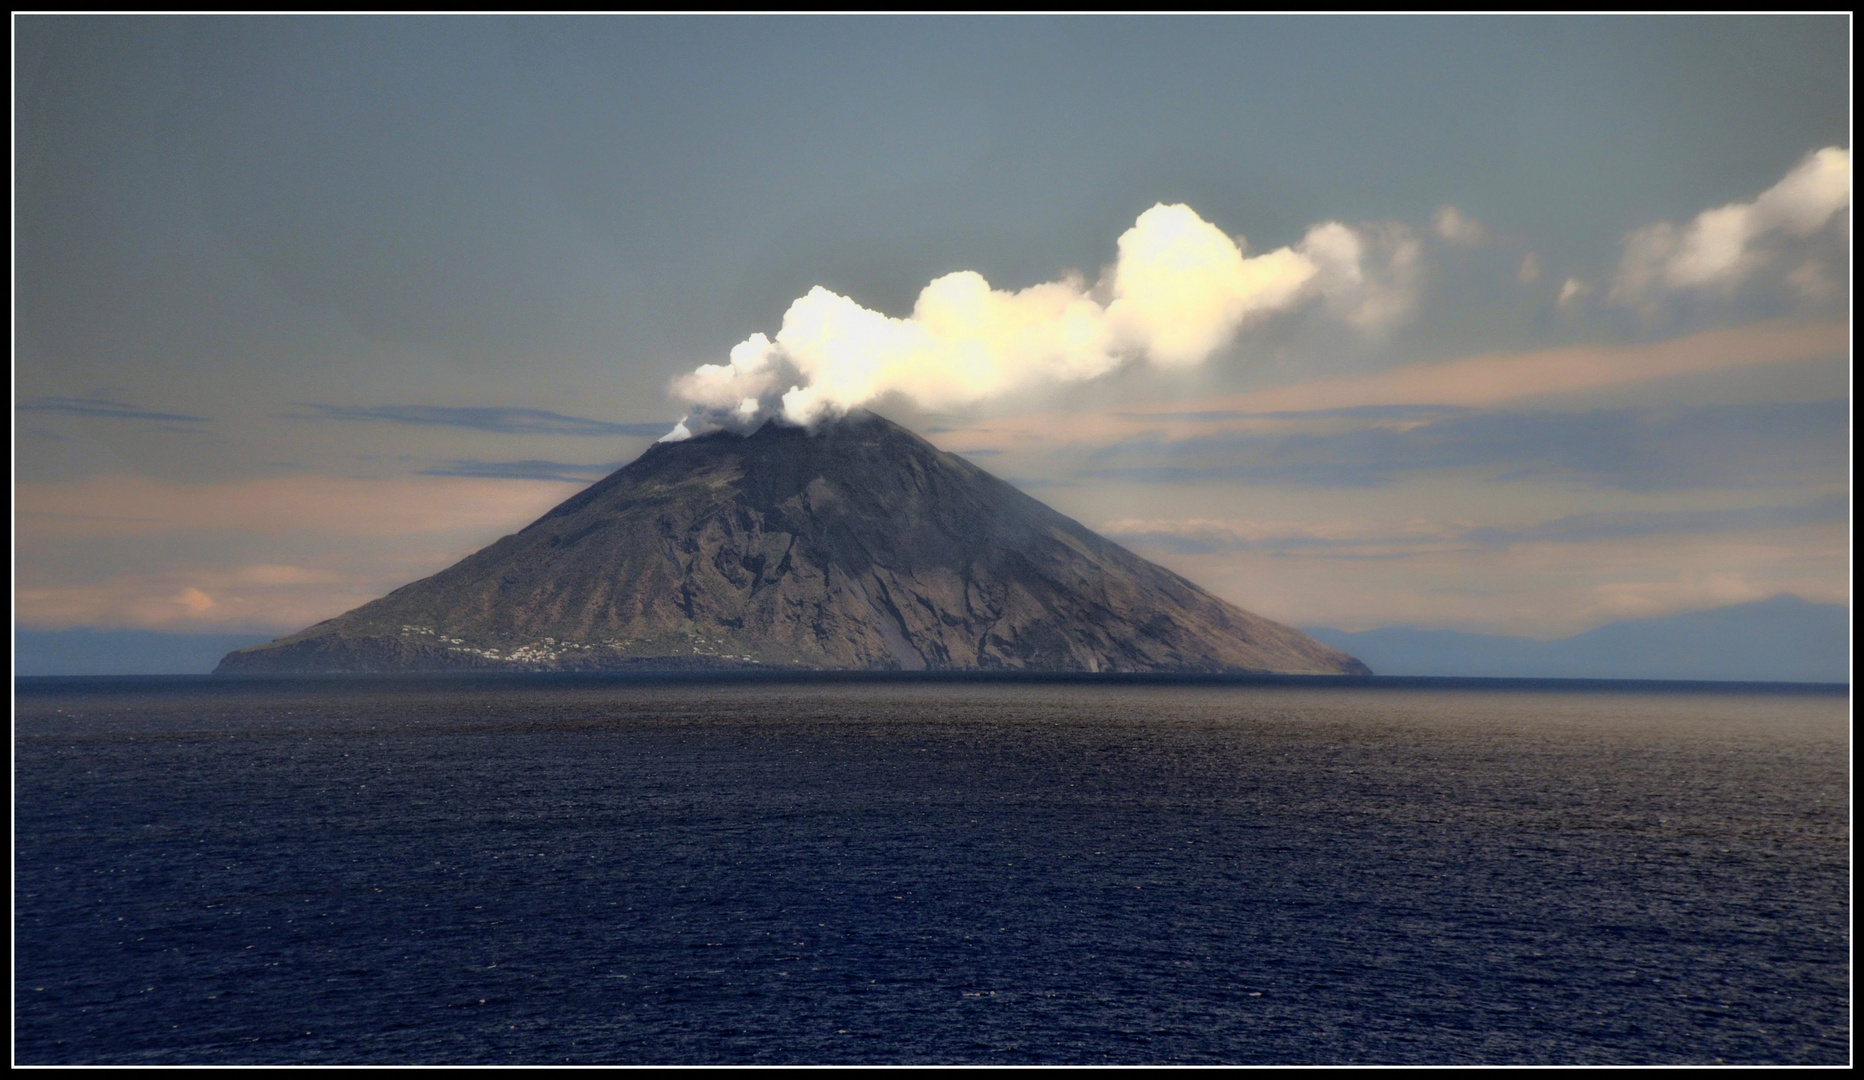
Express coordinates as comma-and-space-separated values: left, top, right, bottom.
1607, 146, 1850, 316
664, 203, 1418, 438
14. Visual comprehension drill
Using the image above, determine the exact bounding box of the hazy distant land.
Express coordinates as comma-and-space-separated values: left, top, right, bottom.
1306, 594, 1848, 684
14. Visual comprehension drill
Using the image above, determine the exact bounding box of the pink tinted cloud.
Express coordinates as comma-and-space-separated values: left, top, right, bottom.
1215, 317, 1846, 414
16, 474, 575, 539
16, 474, 586, 631
14, 567, 394, 632
937, 318, 1847, 452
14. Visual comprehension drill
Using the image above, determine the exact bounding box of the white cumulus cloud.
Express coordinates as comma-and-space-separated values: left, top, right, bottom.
1298, 220, 1424, 334
1104, 203, 1317, 368
1608, 146, 1850, 315
1557, 277, 1592, 312
1431, 205, 1489, 247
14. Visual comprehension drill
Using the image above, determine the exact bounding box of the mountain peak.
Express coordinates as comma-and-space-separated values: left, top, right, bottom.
218, 411, 1368, 676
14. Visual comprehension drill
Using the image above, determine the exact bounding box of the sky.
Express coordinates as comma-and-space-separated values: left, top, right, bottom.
13, 15, 1852, 639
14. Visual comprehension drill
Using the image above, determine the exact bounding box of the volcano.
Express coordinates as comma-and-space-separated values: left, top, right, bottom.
216, 411, 1369, 675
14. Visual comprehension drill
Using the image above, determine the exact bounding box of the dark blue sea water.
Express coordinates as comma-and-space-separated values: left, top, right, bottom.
13, 677, 1850, 1064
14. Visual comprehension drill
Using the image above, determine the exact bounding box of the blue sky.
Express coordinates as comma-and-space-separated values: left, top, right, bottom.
14, 15, 1851, 637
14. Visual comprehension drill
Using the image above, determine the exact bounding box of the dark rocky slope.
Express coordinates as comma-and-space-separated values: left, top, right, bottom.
218, 412, 1369, 675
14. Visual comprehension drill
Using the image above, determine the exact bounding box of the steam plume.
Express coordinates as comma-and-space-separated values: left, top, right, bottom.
665, 203, 1412, 438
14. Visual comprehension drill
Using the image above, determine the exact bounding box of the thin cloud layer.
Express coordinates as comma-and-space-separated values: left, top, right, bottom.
1102, 496, 1847, 557
15, 473, 587, 631
291, 404, 669, 437
14, 564, 386, 632
17, 473, 575, 539
1079, 400, 1848, 491
18, 394, 209, 424
667, 203, 1423, 437
420, 458, 625, 482
934, 318, 1846, 451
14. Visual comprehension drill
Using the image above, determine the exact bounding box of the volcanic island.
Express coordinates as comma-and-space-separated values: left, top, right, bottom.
216, 411, 1368, 676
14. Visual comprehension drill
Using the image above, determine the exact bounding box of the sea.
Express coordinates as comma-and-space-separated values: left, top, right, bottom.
13, 675, 1851, 1065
